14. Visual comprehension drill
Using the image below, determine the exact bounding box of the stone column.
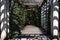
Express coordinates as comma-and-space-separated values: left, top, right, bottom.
51, 0, 59, 40
0, 0, 9, 40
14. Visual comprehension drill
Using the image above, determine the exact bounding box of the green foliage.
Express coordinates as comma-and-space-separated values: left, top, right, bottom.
9, 0, 51, 38
9, 0, 27, 38
25, 6, 41, 26
9, 0, 42, 38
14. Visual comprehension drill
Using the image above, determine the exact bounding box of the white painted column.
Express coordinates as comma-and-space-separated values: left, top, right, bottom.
0, 0, 9, 40
52, 0, 59, 40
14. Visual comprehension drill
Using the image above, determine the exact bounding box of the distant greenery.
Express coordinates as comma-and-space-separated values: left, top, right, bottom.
9, 0, 27, 38
9, 0, 41, 38
9, 0, 50, 38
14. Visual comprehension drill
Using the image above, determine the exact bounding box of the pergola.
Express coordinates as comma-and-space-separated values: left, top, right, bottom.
0, 0, 59, 40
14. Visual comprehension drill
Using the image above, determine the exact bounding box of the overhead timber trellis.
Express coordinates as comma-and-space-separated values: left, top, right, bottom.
0, 0, 59, 40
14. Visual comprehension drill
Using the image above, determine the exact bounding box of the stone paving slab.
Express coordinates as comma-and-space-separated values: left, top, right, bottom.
21, 25, 43, 34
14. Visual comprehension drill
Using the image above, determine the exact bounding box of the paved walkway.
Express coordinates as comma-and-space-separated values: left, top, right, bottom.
21, 25, 43, 34
8, 25, 51, 40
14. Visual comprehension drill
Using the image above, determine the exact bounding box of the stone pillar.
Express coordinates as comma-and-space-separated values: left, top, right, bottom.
0, 0, 9, 40
51, 0, 59, 40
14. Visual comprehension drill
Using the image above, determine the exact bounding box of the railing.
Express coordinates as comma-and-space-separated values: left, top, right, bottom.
8, 34, 51, 40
